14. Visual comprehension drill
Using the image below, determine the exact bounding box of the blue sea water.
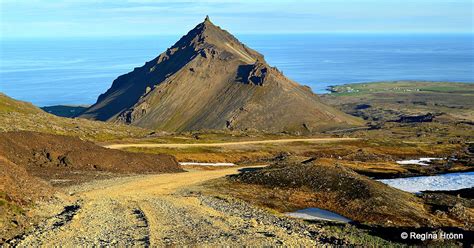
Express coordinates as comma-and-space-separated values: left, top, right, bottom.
0, 34, 473, 107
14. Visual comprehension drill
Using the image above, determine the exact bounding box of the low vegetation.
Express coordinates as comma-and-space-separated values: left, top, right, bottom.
0, 81, 472, 246
322, 81, 474, 122
0, 93, 149, 142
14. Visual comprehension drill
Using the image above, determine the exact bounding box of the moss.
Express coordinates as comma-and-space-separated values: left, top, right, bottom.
0, 198, 6, 207
0, 196, 25, 215
324, 225, 400, 247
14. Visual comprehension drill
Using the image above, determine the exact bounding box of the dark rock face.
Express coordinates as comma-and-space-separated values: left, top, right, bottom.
236, 62, 271, 86
117, 102, 150, 124
248, 64, 268, 85
79, 17, 362, 132
396, 113, 435, 123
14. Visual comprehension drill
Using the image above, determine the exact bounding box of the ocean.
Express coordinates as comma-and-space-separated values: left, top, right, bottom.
0, 33, 473, 107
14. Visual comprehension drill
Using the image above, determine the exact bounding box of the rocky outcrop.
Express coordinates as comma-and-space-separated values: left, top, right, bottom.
238, 61, 269, 86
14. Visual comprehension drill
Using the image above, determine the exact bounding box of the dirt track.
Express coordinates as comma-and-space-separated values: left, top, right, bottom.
11, 167, 328, 246
104, 137, 359, 149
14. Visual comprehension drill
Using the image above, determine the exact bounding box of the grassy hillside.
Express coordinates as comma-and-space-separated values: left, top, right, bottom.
0, 93, 149, 142
0, 93, 43, 114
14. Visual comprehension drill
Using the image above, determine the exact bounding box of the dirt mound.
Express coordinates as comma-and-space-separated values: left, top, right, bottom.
0, 131, 183, 185
0, 156, 57, 242
79, 17, 362, 133
229, 158, 439, 227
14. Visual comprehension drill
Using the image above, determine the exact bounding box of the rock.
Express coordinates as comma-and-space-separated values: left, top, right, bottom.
395, 113, 436, 123
448, 203, 468, 220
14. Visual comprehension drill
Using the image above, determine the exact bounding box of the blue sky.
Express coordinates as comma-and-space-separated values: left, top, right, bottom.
0, 0, 472, 38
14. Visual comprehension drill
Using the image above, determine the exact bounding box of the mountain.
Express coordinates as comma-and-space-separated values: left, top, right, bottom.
79, 16, 363, 132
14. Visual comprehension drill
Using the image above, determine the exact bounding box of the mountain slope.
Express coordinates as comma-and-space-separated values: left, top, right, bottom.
80, 17, 363, 132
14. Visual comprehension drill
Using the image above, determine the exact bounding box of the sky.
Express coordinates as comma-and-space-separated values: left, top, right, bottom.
0, 0, 472, 38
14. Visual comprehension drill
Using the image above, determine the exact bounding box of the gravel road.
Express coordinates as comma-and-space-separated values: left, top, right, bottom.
7, 167, 347, 246
103, 138, 359, 149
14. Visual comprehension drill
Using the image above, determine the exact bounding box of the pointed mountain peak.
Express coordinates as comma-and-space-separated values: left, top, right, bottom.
201, 15, 217, 30
165, 17, 263, 65
80, 18, 363, 132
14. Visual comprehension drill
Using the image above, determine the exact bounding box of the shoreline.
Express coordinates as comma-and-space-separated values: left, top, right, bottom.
16, 81, 473, 108
323, 80, 474, 94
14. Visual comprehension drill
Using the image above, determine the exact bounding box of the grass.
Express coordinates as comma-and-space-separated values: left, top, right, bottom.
0, 111, 150, 142
199, 179, 401, 246
0, 92, 152, 142
329, 81, 474, 95
0, 192, 26, 216
122, 131, 468, 177
323, 224, 402, 247
124, 145, 273, 163
136, 131, 317, 144
0, 93, 43, 114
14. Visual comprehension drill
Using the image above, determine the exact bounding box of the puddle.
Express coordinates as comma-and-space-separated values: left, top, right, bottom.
396, 157, 443, 166
50, 179, 73, 183
179, 162, 236, 166
378, 172, 474, 193
285, 208, 351, 223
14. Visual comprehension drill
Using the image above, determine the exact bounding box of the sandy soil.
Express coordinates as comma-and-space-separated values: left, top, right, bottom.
104, 137, 360, 149
9, 166, 337, 246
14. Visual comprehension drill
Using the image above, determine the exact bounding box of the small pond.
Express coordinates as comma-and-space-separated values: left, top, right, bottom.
179, 162, 236, 166
378, 171, 474, 193
285, 208, 352, 223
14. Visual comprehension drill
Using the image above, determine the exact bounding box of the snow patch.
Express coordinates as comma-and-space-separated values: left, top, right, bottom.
396, 157, 443, 166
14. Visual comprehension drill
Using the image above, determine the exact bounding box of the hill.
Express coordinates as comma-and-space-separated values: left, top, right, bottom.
0, 93, 43, 114
79, 17, 362, 133
227, 157, 434, 227
0, 93, 149, 141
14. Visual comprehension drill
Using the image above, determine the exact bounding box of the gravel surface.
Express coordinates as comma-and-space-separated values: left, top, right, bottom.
4, 167, 349, 246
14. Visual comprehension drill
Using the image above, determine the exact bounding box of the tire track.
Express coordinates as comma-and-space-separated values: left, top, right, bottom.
6, 202, 82, 246
9, 166, 334, 246
131, 207, 150, 247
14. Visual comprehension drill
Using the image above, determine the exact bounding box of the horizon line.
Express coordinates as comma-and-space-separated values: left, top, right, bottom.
2, 31, 473, 40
